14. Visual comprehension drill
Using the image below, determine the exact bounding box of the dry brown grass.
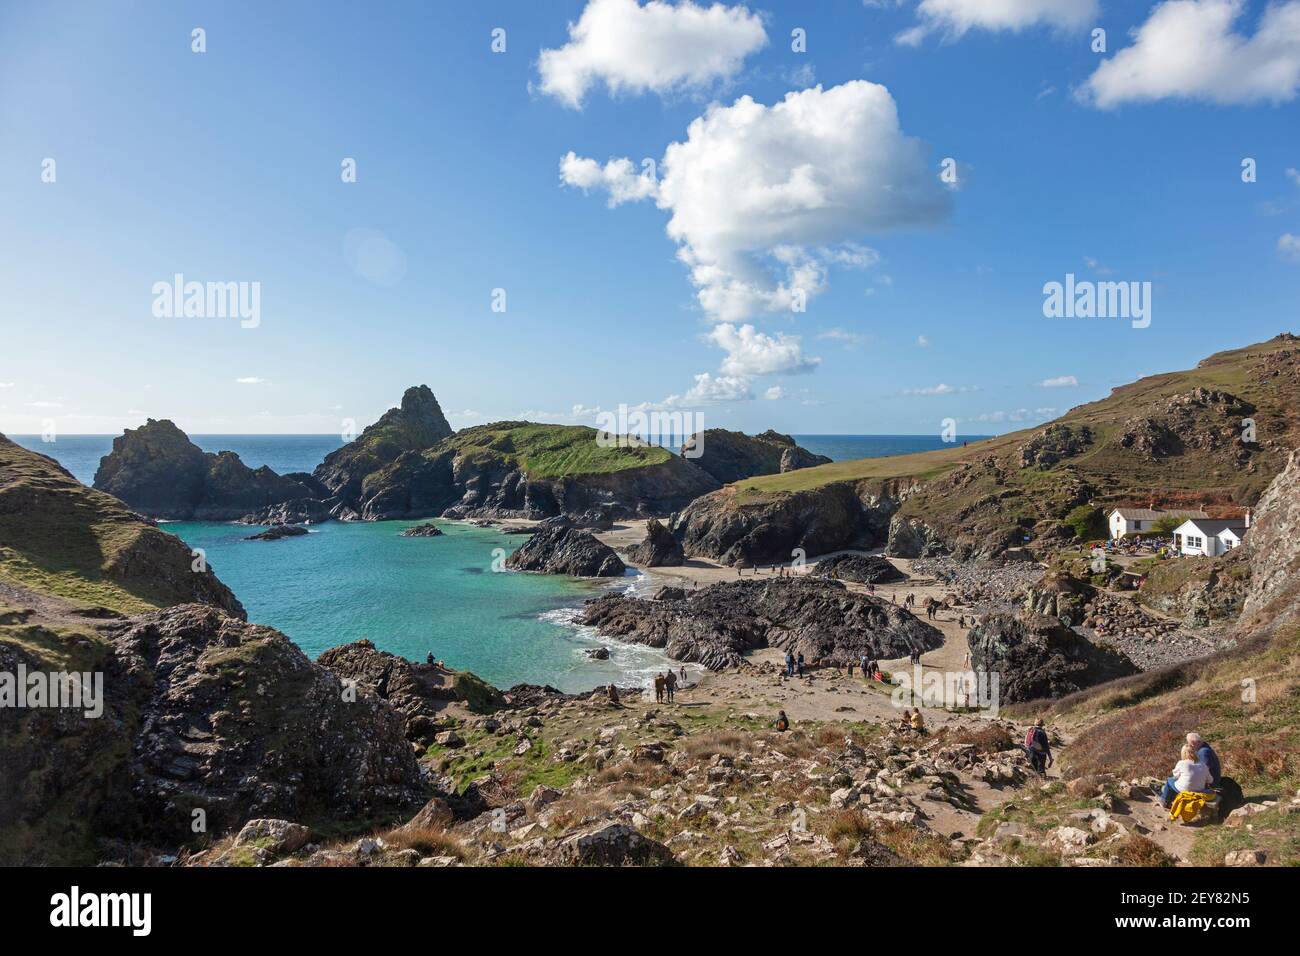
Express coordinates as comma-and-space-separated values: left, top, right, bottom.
1113, 833, 1176, 867
381, 825, 467, 861
683, 730, 748, 762
939, 723, 1015, 754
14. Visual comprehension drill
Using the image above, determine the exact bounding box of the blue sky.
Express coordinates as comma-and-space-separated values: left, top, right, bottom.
1, 0, 1298, 438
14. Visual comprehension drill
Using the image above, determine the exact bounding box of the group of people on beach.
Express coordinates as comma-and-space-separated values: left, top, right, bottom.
737, 563, 797, 577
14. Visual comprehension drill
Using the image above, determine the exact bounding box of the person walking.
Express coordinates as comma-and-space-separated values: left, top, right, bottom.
664, 669, 677, 703
653, 673, 665, 704
784, 650, 795, 678
796, 652, 805, 677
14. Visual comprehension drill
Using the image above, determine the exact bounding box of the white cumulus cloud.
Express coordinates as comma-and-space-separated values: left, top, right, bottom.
537, 0, 768, 108
896, 0, 1097, 46
235, 377, 265, 385
709, 323, 820, 376
1038, 374, 1079, 387
1080, 0, 1300, 108
764, 385, 787, 400
1280, 233, 1300, 262
561, 81, 950, 323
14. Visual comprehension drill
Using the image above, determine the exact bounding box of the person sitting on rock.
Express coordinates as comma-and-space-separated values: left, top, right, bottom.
607, 683, 620, 705
910, 709, 926, 734
1158, 744, 1212, 809
1186, 732, 1221, 787
775, 710, 790, 732
898, 708, 913, 732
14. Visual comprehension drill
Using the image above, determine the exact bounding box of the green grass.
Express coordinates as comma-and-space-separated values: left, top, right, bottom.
439, 422, 673, 478
0, 435, 207, 615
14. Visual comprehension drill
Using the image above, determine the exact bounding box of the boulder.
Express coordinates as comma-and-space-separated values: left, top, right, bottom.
243, 525, 309, 541
967, 613, 1139, 703
625, 519, 684, 567
400, 523, 444, 537
552, 823, 677, 866
234, 819, 312, 856
814, 553, 906, 585
505, 526, 626, 577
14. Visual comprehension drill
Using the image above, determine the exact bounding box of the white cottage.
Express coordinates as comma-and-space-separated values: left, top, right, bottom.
1107, 507, 1207, 539
1173, 518, 1249, 557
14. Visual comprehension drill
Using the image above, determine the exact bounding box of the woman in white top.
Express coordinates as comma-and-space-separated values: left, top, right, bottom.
1161, 744, 1212, 806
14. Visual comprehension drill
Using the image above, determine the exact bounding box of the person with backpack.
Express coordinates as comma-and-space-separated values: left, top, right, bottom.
774, 710, 790, 732
1025, 718, 1052, 774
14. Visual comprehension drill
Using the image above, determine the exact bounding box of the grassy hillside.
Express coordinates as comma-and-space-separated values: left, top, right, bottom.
736, 335, 1300, 551
440, 422, 674, 478
0, 434, 242, 617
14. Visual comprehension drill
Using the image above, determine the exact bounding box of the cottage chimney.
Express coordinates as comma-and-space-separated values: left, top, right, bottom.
1246, 508, 1252, 529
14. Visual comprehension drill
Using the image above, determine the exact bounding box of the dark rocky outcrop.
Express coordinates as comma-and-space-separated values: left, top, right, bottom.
399, 522, 444, 538
505, 526, 626, 577
93, 419, 316, 521
244, 525, 309, 541
239, 498, 334, 526
966, 612, 1139, 703
316, 639, 505, 744
625, 519, 684, 567
313, 385, 453, 505
682, 428, 830, 484
674, 484, 877, 567
1018, 424, 1093, 470
106, 606, 425, 846
578, 577, 942, 670
814, 553, 906, 585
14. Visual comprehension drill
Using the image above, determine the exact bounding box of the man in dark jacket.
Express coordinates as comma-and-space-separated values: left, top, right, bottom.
1187, 732, 1221, 785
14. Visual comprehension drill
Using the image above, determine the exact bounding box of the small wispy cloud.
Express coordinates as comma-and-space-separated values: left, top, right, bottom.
1038, 375, 1078, 388
903, 383, 979, 396
916, 334, 930, 348
764, 386, 787, 400
235, 377, 265, 385
817, 327, 866, 348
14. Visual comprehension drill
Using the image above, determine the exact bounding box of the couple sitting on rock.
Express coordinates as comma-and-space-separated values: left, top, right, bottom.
1157, 732, 1221, 809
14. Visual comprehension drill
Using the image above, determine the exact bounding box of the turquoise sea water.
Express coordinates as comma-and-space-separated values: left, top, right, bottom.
11, 432, 988, 690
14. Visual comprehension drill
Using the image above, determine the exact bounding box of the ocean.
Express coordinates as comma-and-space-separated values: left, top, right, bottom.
11, 432, 982, 690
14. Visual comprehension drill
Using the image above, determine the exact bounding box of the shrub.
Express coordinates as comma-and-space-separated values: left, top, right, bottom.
1065, 505, 1106, 541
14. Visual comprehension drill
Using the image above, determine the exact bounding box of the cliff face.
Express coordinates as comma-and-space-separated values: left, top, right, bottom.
683, 428, 831, 484
1, 434, 423, 863
346, 422, 720, 521
1235, 449, 1300, 640
93, 419, 314, 521
313, 385, 453, 503
672, 479, 918, 566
